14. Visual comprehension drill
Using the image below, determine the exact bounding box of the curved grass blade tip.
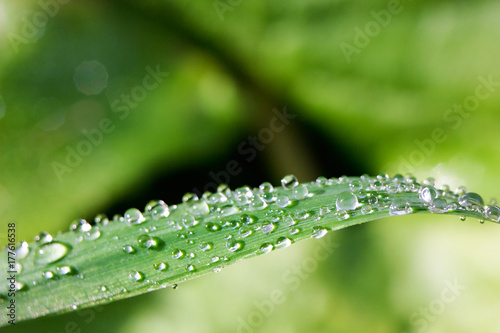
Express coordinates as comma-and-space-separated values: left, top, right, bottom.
1, 173, 499, 325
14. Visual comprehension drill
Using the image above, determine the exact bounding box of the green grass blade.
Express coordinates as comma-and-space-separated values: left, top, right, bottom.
2, 174, 499, 326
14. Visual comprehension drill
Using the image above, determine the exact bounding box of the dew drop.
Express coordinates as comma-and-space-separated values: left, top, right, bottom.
84, 229, 101, 241
189, 200, 210, 216
182, 215, 199, 228
349, 180, 363, 192
15, 241, 30, 260
220, 205, 240, 216
291, 184, 308, 200
458, 192, 484, 209
213, 266, 223, 273
429, 198, 448, 213
99, 285, 108, 292
361, 205, 373, 215
34, 242, 71, 265
377, 173, 389, 182
319, 206, 331, 215
56, 265, 78, 276
295, 209, 310, 220
459, 216, 466, 221
276, 195, 290, 208
281, 174, 298, 189
239, 226, 253, 238
250, 195, 267, 210
70, 219, 92, 232
182, 192, 198, 203
94, 213, 109, 226
35, 232, 53, 244
137, 235, 163, 250
420, 176, 435, 186
386, 182, 400, 194
312, 226, 327, 239
336, 191, 358, 211
42, 271, 57, 280
128, 270, 145, 282
199, 241, 213, 252
261, 221, 276, 234
122, 245, 136, 254
172, 248, 185, 259
153, 262, 168, 271
316, 176, 327, 186
259, 182, 274, 193
257, 243, 273, 255
186, 264, 196, 272
149, 201, 170, 220
275, 237, 292, 249
240, 214, 256, 225
15, 282, 28, 291
124, 208, 146, 225
205, 222, 222, 232
484, 205, 500, 222
226, 239, 244, 252
419, 186, 438, 204
389, 199, 412, 216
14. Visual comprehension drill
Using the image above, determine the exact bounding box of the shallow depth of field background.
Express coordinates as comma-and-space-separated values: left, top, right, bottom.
1, 0, 500, 332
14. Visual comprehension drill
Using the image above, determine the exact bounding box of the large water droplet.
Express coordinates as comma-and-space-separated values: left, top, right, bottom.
15, 241, 30, 259
56, 265, 78, 276
312, 226, 327, 239
429, 198, 448, 213
261, 221, 276, 234
124, 208, 146, 225
389, 199, 412, 216
153, 262, 168, 271
349, 180, 363, 192
484, 205, 500, 222
34, 242, 71, 265
226, 239, 244, 252
84, 229, 101, 241
281, 174, 298, 189
35, 232, 53, 244
205, 222, 222, 232
137, 235, 163, 250
172, 248, 185, 259
94, 213, 109, 226
42, 271, 57, 280
419, 186, 438, 204
220, 205, 240, 216
199, 241, 213, 251
257, 243, 273, 255
336, 191, 358, 211
259, 182, 274, 193
147, 200, 170, 220
275, 237, 292, 249
239, 226, 253, 238
128, 270, 145, 282
122, 245, 136, 254
70, 219, 92, 232
458, 192, 484, 208
15, 282, 27, 291
189, 200, 210, 216
276, 195, 290, 208
291, 184, 308, 200
182, 215, 199, 228
250, 195, 267, 210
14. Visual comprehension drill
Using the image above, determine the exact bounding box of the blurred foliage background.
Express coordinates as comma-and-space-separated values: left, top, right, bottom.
1, 0, 500, 332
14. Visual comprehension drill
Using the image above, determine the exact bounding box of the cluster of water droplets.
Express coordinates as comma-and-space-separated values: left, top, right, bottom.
6, 173, 500, 303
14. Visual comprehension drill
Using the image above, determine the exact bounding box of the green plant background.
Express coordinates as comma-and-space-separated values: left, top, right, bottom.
1, 0, 500, 332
